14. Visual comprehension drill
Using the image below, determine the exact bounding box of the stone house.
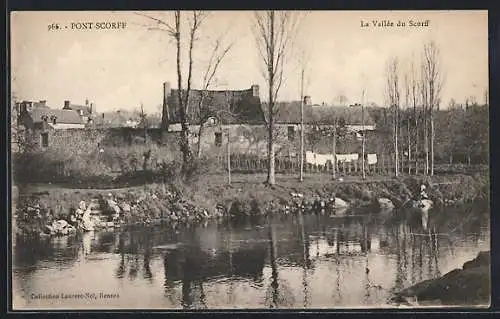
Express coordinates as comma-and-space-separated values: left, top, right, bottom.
16, 100, 87, 150
164, 82, 379, 157
269, 97, 377, 155
164, 83, 268, 156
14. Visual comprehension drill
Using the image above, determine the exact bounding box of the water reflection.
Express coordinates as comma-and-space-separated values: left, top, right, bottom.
13, 205, 490, 309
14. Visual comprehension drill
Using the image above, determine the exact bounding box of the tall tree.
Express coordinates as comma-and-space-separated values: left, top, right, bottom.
409, 58, 420, 174
386, 57, 401, 177
403, 70, 411, 174
336, 94, 349, 107
421, 40, 444, 176
296, 47, 311, 182
137, 11, 207, 175
138, 102, 148, 143
419, 63, 429, 175
253, 11, 300, 185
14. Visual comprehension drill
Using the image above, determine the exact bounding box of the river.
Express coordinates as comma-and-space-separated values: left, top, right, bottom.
12, 205, 490, 310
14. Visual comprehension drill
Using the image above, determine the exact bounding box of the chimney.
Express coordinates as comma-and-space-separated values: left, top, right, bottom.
90, 103, 93, 114
64, 100, 70, 109
251, 84, 260, 98
85, 98, 89, 106
304, 96, 312, 106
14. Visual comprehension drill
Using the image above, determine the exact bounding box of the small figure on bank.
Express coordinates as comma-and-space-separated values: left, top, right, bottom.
420, 184, 429, 200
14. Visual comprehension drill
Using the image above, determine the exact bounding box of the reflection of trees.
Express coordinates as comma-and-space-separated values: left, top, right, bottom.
92, 231, 115, 253
268, 219, 279, 308
265, 216, 295, 308
114, 230, 155, 282
390, 223, 441, 293
334, 229, 342, 303
163, 224, 267, 309
362, 222, 372, 304
297, 212, 310, 308
116, 234, 126, 279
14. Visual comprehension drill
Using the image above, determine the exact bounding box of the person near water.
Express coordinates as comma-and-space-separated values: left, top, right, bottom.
419, 184, 429, 200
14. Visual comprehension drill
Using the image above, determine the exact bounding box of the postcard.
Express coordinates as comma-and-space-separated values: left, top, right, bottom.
10, 10, 489, 310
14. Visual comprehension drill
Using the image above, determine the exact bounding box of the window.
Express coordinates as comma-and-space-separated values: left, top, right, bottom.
288, 126, 295, 141
41, 132, 49, 148
215, 132, 222, 147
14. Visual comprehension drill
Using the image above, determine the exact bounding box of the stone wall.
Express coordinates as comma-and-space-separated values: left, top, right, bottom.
23, 124, 382, 158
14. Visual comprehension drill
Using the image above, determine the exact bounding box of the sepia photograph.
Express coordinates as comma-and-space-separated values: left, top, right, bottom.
10, 10, 490, 310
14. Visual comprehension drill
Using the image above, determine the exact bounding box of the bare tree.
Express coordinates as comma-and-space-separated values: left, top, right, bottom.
137, 102, 148, 143
194, 37, 234, 158
419, 64, 429, 175
386, 57, 401, 177
299, 68, 305, 181
403, 71, 411, 174
336, 94, 349, 107
253, 11, 300, 185
421, 40, 444, 176
296, 47, 311, 182
137, 11, 207, 175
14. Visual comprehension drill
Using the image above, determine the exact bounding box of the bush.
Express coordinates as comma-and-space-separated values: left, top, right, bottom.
13, 141, 183, 185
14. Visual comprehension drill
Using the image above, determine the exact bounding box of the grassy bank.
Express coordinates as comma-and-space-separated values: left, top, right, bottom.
14, 172, 488, 236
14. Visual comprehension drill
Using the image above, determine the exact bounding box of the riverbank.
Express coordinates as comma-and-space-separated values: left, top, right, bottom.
14, 172, 488, 236
390, 251, 490, 307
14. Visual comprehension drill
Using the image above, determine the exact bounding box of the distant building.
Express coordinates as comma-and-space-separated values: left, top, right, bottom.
16, 100, 86, 149
272, 96, 376, 143
62, 99, 95, 123
91, 110, 142, 128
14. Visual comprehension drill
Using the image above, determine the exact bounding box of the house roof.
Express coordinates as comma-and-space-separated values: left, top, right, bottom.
274, 102, 376, 125
29, 108, 84, 124
93, 111, 141, 127
168, 87, 266, 125
32, 101, 50, 109
64, 104, 92, 115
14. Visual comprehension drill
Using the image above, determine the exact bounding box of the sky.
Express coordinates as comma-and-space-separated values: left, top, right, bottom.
11, 10, 488, 114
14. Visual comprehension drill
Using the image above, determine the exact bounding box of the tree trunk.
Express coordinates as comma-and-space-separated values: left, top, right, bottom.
196, 123, 205, 158
430, 113, 435, 176
173, 11, 192, 175
299, 69, 305, 182
267, 129, 276, 185
332, 119, 337, 179
414, 110, 418, 175
227, 129, 231, 185
394, 108, 399, 177
407, 119, 411, 175
424, 107, 429, 176
361, 105, 366, 180
266, 11, 276, 186
161, 83, 170, 142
